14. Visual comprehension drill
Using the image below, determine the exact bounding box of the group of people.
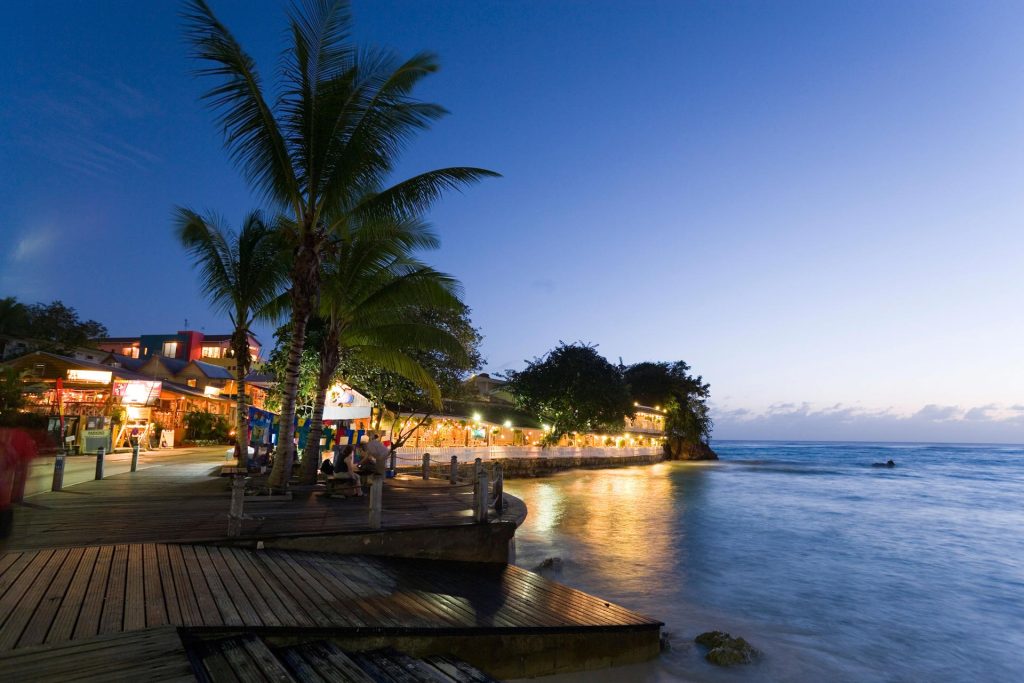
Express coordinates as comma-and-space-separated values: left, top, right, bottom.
320, 433, 389, 495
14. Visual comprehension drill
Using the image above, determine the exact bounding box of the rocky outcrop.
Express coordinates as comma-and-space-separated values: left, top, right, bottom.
695, 631, 760, 666
665, 440, 718, 461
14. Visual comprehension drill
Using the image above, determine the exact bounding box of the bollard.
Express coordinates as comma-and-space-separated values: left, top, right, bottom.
11, 460, 28, 503
493, 462, 504, 514
368, 474, 383, 529
131, 441, 140, 472
227, 475, 244, 537
389, 450, 396, 475
95, 446, 105, 480
474, 466, 489, 523
52, 451, 66, 492
422, 452, 430, 479
449, 455, 458, 484
474, 457, 483, 481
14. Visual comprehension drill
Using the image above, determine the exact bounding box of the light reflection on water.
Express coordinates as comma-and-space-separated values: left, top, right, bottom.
506, 442, 1024, 682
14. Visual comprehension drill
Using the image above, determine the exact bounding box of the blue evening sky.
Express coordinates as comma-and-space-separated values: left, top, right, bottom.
2, 1, 1024, 442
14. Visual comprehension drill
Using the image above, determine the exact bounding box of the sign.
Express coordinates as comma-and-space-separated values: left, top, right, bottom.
322, 383, 372, 420
113, 379, 161, 406
66, 369, 112, 384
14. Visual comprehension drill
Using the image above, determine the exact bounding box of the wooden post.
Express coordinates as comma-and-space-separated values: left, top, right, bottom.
473, 457, 482, 480
227, 475, 244, 537
474, 465, 489, 523
449, 455, 458, 484
421, 452, 430, 479
94, 446, 105, 480
51, 451, 66, 492
389, 450, 396, 475
493, 461, 504, 514
130, 441, 140, 472
368, 474, 383, 529
11, 460, 27, 503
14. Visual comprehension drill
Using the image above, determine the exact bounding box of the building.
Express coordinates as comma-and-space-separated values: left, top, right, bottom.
0, 333, 107, 363
94, 330, 262, 372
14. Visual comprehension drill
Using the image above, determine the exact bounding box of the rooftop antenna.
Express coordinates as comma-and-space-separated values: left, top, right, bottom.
184, 318, 189, 329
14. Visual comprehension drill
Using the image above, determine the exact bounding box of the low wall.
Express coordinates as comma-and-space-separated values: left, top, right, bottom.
397, 448, 665, 479
395, 445, 661, 463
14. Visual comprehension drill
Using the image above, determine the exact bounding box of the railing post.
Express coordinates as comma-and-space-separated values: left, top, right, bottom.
389, 450, 396, 475
474, 465, 489, 523
51, 450, 66, 492
368, 474, 383, 529
473, 457, 482, 480
421, 452, 430, 479
94, 446, 105, 480
227, 475, 244, 537
493, 462, 504, 514
449, 455, 458, 484
130, 440, 140, 472
11, 460, 27, 503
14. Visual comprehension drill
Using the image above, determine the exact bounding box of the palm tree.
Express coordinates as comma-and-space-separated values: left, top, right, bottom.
175, 208, 288, 468
184, 0, 498, 488
296, 215, 467, 484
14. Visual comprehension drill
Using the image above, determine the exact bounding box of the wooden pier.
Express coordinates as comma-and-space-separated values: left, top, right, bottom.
0, 543, 662, 678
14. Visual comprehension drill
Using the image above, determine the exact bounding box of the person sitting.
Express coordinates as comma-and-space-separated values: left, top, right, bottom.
320, 458, 334, 477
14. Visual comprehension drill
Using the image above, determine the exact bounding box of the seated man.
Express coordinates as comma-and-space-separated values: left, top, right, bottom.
363, 433, 390, 476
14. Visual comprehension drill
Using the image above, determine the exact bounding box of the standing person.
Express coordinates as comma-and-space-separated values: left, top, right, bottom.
0, 428, 37, 539
365, 433, 389, 476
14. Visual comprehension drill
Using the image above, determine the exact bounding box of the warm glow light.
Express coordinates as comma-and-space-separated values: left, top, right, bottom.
503, 420, 512, 428
204, 386, 221, 396
67, 369, 112, 384
473, 412, 482, 422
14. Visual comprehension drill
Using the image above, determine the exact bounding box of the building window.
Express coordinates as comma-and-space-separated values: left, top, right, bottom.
162, 341, 178, 357
200, 346, 223, 359
121, 346, 139, 359
187, 379, 197, 388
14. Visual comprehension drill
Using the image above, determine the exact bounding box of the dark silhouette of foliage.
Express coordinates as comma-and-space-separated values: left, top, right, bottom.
505, 342, 633, 444
0, 296, 107, 355
625, 361, 713, 448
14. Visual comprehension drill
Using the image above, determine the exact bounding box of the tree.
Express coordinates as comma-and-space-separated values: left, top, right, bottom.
624, 361, 714, 458
295, 217, 468, 484
505, 343, 633, 445
184, 0, 498, 488
175, 209, 288, 467
0, 366, 24, 416
0, 297, 108, 357
341, 302, 483, 453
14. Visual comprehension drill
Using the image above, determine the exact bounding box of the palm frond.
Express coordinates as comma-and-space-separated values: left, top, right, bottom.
355, 167, 501, 221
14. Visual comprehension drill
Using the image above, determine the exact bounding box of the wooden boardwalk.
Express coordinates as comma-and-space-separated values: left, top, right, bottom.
4, 461, 490, 552
0, 543, 660, 653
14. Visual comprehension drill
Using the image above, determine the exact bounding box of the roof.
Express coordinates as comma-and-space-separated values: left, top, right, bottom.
151, 356, 188, 374
94, 336, 139, 344
191, 360, 233, 379
396, 400, 542, 430
101, 353, 146, 372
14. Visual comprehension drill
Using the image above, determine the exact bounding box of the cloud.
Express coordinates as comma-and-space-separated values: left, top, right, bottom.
712, 401, 1024, 443
12, 229, 54, 262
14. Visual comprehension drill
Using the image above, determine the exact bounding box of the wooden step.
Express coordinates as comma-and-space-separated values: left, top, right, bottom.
194, 634, 297, 683
275, 641, 374, 682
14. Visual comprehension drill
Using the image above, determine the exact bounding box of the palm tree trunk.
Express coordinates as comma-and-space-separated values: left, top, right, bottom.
233, 334, 250, 469
267, 235, 320, 488
300, 380, 329, 484
299, 330, 340, 485
267, 309, 309, 487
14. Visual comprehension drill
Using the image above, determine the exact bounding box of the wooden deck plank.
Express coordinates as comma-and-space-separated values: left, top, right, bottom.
143, 542, 168, 627
218, 547, 282, 627
73, 544, 113, 640
0, 548, 70, 650
253, 550, 337, 628
98, 544, 129, 635
0, 552, 22, 582
230, 548, 292, 628
124, 543, 148, 632
46, 545, 99, 644
0, 549, 54, 633
207, 546, 264, 627
180, 544, 222, 627
165, 544, 202, 627
18, 547, 85, 647
154, 544, 182, 625
194, 544, 244, 626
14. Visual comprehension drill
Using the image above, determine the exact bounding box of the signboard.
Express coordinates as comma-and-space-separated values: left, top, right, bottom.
112, 379, 161, 406
67, 369, 112, 384
322, 383, 372, 420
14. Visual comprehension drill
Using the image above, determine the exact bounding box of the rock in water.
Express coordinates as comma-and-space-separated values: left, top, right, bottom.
533, 557, 563, 572
695, 631, 760, 666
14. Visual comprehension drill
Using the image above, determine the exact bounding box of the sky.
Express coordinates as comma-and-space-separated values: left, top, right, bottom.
2, 1, 1023, 443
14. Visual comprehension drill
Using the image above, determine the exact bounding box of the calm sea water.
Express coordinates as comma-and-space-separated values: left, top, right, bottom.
505, 441, 1024, 683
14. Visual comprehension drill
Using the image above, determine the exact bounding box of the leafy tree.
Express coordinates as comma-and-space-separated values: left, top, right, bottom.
0, 296, 108, 356
624, 361, 714, 457
0, 366, 24, 415
175, 209, 289, 467
184, 0, 497, 488
263, 321, 323, 419
295, 217, 468, 484
505, 342, 633, 445
341, 302, 483, 453
183, 410, 231, 442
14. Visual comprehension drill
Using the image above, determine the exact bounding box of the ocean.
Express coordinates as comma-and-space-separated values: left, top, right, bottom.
505, 441, 1024, 682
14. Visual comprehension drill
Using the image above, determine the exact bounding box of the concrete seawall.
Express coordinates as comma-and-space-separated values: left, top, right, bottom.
401, 451, 666, 479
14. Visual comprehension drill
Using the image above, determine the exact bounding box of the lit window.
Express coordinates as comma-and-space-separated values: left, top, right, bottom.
187, 379, 197, 388
201, 346, 222, 359
162, 341, 178, 357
